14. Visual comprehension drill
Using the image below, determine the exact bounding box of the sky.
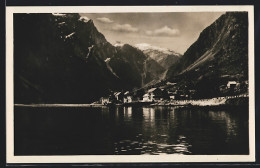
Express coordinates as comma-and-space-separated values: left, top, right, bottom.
80, 12, 225, 54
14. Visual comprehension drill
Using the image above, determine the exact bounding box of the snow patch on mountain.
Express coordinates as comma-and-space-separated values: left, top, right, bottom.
79, 16, 90, 23
114, 42, 125, 47
86, 45, 94, 59
105, 58, 111, 62
58, 22, 65, 25
65, 32, 75, 39
52, 13, 66, 17
106, 61, 119, 78
135, 43, 181, 56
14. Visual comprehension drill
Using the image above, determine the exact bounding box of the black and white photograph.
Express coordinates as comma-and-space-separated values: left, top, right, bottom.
6, 6, 255, 163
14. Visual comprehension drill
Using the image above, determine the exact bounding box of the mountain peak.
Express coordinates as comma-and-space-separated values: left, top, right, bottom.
134, 43, 151, 50
135, 43, 181, 56
79, 16, 91, 23
52, 13, 66, 17
88, 19, 94, 24
114, 41, 125, 47
134, 43, 181, 69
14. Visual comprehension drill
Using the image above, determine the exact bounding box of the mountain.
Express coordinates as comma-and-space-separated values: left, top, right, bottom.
14, 13, 165, 103
135, 43, 181, 69
14, 14, 120, 103
165, 12, 248, 98
15, 12, 248, 103
112, 43, 165, 87
167, 12, 248, 78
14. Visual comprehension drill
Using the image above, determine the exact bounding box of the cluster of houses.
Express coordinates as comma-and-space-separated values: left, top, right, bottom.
99, 80, 246, 105
100, 91, 132, 105
100, 87, 195, 105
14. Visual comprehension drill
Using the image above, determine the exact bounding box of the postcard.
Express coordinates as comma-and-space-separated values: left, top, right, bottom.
6, 5, 255, 163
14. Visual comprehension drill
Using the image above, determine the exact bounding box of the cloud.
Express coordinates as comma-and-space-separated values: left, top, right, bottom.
96, 17, 114, 23
145, 26, 180, 36
112, 24, 138, 33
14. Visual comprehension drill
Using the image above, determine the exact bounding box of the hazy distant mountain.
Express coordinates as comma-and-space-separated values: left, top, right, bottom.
14, 13, 165, 103
135, 43, 181, 69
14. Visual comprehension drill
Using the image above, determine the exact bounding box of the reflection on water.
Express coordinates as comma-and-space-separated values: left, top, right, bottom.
123, 107, 132, 119
14, 106, 249, 155
116, 107, 191, 155
114, 134, 191, 155
143, 107, 155, 121
208, 111, 238, 140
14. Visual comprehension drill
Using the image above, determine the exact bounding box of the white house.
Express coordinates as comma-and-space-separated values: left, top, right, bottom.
142, 93, 152, 102
227, 81, 237, 88
100, 97, 109, 105
123, 91, 132, 103
169, 95, 175, 100
114, 92, 123, 101
142, 88, 164, 102
123, 96, 132, 103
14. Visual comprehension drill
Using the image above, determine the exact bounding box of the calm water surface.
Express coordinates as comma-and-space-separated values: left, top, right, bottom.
14, 106, 248, 155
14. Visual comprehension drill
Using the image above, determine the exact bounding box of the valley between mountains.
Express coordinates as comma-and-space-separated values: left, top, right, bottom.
14, 12, 248, 103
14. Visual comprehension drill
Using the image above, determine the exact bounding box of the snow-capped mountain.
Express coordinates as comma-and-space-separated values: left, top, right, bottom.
135, 43, 181, 56
135, 43, 181, 69
113, 41, 125, 47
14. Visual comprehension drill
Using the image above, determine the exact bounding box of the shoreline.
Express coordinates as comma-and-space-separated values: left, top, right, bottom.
14, 104, 105, 107
14, 95, 248, 108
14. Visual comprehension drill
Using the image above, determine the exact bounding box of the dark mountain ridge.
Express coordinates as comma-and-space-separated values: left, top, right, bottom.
14, 13, 165, 103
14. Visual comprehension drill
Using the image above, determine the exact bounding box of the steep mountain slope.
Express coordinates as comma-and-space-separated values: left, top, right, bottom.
135, 43, 181, 69
112, 44, 165, 87
167, 12, 248, 79
14, 14, 121, 103
165, 12, 248, 98
14, 13, 165, 103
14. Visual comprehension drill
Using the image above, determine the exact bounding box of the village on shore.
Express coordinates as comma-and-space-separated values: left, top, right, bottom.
97, 80, 249, 107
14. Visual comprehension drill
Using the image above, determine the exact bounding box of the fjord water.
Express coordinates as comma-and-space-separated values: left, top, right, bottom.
14, 106, 248, 155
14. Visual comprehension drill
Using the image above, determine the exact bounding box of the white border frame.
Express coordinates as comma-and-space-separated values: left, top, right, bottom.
6, 6, 255, 163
